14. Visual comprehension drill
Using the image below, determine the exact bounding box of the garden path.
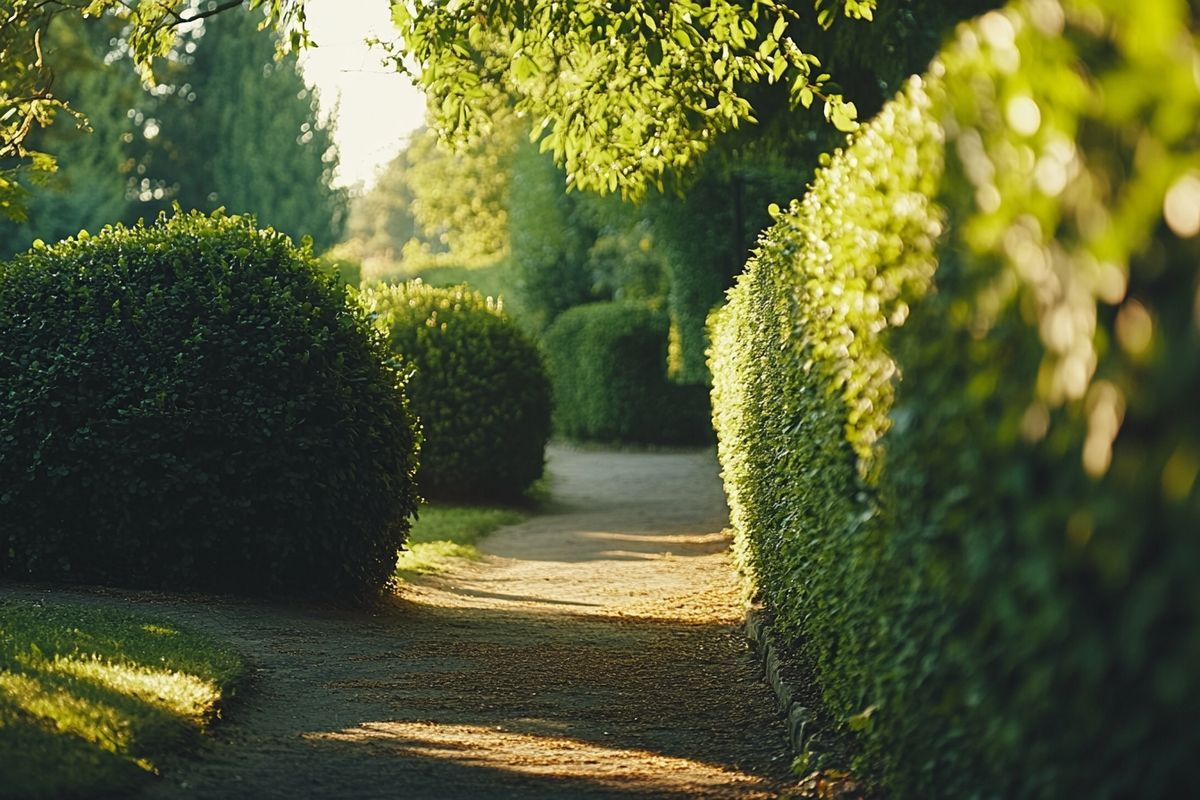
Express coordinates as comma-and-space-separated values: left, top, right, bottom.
6, 445, 793, 798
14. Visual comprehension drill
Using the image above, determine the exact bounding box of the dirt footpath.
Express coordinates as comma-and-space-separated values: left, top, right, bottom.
7, 446, 794, 799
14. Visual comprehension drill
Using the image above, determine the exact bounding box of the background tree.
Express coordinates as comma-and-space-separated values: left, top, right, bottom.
0, 14, 143, 258
1, 2, 346, 257
335, 148, 421, 272
144, 6, 346, 251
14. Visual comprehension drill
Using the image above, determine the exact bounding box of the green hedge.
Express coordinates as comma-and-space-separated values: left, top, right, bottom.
361, 281, 551, 501
0, 211, 420, 600
544, 302, 711, 445
710, 1, 1200, 796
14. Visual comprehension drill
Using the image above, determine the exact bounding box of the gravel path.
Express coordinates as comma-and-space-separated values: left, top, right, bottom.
3, 445, 793, 798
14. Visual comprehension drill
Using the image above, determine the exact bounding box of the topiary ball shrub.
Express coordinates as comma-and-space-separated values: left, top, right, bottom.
542, 301, 713, 445
0, 211, 420, 600
360, 281, 552, 501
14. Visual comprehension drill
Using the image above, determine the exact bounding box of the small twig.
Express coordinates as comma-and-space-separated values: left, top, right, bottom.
178, 0, 244, 25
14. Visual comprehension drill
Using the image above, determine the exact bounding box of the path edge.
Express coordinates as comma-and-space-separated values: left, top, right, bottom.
744, 606, 814, 756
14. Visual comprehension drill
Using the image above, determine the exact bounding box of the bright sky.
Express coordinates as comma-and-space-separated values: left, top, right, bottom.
298, 0, 427, 190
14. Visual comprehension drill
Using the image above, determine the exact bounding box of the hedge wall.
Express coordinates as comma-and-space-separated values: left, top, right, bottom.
710, 1, 1200, 796
544, 302, 711, 445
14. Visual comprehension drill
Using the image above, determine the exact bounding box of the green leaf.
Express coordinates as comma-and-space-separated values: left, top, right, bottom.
848, 705, 877, 731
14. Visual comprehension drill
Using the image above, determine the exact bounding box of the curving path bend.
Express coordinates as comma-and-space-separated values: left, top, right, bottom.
4, 445, 793, 799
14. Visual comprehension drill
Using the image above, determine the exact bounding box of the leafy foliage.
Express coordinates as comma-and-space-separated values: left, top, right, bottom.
361, 281, 551, 501
544, 302, 711, 445
0, 15, 143, 257
710, 0, 1200, 795
337, 123, 514, 284
0, 210, 419, 600
389, 0, 875, 199
507, 135, 600, 329
1, 0, 310, 218
404, 124, 513, 264
2, 5, 345, 258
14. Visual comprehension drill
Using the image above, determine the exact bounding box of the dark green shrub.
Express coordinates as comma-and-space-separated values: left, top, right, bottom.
584, 231, 668, 303
360, 281, 551, 501
710, 1, 1200, 796
544, 302, 711, 445
0, 211, 420, 600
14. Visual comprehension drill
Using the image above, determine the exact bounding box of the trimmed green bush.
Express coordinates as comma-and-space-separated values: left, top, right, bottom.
360, 281, 551, 501
544, 302, 711, 445
0, 211, 420, 600
711, 1, 1200, 797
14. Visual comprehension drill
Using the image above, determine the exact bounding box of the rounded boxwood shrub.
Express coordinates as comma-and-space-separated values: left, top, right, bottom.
543, 301, 712, 445
360, 281, 551, 501
0, 211, 420, 600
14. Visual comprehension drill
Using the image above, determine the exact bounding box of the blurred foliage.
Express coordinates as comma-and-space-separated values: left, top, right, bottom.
0, 210, 419, 600
1, 0, 311, 219
405, 123, 512, 263
507, 135, 602, 329
1, 3, 345, 257
401, 261, 521, 316
316, 252, 361, 287
0, 15, 145, 258
710, 0, 1200, 796
0, 600, 244, 799
335, 148, 420, 277
361, 281, 552, 501
543, 302, 711, 445
144, 6, 346, 251
336, 123, 511, 285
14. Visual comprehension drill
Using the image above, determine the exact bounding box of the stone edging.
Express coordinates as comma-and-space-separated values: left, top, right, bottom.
745, 607, 813, 756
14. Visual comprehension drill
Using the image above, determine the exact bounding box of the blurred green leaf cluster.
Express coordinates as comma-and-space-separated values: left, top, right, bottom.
0, 210, 420, 600
2, 0, 298, 209
710, 0, 1199, 795
390, 0, 878, 199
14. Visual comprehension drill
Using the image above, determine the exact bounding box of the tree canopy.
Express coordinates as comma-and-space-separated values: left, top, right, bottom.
2, 0, 885, 219
387, 0, 874, 198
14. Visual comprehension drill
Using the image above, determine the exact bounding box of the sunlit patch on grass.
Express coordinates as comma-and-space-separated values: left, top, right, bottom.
396, 505, 525, 579
48, 655, 220, 717
396, 541, 485, 575
0, 600, 243, 800
140, 624, 179, 637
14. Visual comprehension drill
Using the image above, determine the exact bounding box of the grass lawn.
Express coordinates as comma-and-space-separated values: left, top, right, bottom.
0, 600, 244, 800
396, 504, 526, 579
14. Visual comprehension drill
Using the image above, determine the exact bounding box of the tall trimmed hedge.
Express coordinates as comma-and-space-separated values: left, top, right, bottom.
361, 281, 551, 501
544, 302, 711, 445
710, 1, 1200, 797
0, 211, 420, 600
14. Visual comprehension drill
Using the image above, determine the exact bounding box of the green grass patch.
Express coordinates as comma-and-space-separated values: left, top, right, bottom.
396, 504, 526, 578
0, 600, 245, 800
